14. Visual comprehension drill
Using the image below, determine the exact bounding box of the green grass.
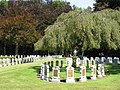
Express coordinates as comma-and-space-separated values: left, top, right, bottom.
0, 59, 120, 90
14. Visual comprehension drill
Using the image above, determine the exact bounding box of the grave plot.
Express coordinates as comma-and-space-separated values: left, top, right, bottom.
38, 57, 108, 83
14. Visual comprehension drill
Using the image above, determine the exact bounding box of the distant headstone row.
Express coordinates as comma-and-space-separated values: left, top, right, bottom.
39, 58, 106, 83
41, 55, 62, 60
0, 55, 41, 67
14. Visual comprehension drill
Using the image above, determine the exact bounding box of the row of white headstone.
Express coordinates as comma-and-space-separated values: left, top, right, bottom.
39, 61, 105, 83
43, 55, 63, 60
66, 57, 96, 68
0, 55, 41, 67
66, 57, 119, 68
91, 57, 119, 65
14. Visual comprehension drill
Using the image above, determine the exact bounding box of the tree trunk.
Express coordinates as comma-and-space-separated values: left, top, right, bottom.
3, 42, 6, 55
15, 43, 19, 55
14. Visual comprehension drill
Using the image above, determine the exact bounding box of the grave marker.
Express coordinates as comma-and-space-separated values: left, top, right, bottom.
45, 65, 49, 81
3, 59, 7, 67
91, 65, 97, 80
76, 58, 80, 67
66, 58, 72, 66
101, 64, 105, 76
101, 57, 105, 64
51, 66, 60, 82
12, 58, 15, 65
97, 64, 102, 78
7, 58, 11, 66
41, 63, 45, 80
113, 57, 119, 65
79, 66, 87, 82
105, 57, 110, 65
66, 66, 75, 83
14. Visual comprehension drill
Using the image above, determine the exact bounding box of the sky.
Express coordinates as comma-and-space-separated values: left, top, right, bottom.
66, 0, 95, 9
0, 0, 95, 9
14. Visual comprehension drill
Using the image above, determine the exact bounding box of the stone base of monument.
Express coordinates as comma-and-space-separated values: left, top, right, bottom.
41, 76, 45, 80
51, 77, 60, 82
45, 77, 49, 81
97, 75, 102, 78
66, 77, 75, 83
79, 77, 87, 82
91, 76, 97, 80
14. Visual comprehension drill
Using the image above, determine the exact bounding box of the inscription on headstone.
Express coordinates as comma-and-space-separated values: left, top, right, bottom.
68, 70, 73, 77
54, 70, 58, 77
82, 69, 85, 76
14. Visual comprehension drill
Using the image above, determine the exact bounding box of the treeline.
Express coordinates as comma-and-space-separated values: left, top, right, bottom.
0, 0, 120, 56
35, 9, 120, 57
94, 0, 120, 11
0, 0, 72, 55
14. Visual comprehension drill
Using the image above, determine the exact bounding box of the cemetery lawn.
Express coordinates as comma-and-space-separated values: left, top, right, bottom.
0, 60, 120, 90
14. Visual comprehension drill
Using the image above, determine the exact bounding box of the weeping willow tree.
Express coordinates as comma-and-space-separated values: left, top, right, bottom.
35, 9, 120, 55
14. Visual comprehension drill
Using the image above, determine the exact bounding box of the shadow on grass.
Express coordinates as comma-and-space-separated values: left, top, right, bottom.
29, 66, 41, 74
29, 64, 120, 80
105, 64, 120, 74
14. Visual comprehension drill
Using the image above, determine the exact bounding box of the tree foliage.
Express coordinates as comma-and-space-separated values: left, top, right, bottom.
35, 9, 120, 54
94, 0, 120, 11
0, 1, 72, 55
0, 13, 40, 55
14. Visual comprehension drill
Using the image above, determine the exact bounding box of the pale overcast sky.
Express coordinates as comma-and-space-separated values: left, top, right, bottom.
66, 0, 95, 9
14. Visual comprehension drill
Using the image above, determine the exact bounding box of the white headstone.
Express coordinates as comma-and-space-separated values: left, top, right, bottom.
101, 57, 105, 64
91, 65, 97, 80
83, 57, 88, 66
66, 66, 75, 83
11, 58, 15, 65
105, 57, 110, 65
113, 57, 119, 65
90, 57, 94, 61
97, 64, 102, 78
101, 64, 105, 76
51, 66, 60, 82
41, 63, 45, 80
79, 66, 87, 82
7, 58, 11, 66
95, 57, 100, 64
66, 58, 72, 66
45, 65, 49, 81
18, 58, 22, 64
109, 57, 113, 64
76, 58, 80, 67
3, 58, 7, 67
15, 58, 18, 65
